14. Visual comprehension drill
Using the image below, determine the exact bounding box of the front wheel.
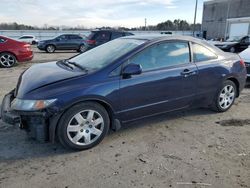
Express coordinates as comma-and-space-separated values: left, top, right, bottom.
57, 102, 110, 150
211, 80, 236, 112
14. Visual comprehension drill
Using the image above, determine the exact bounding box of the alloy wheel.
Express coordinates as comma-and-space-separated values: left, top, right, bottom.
66, 110, 104, 146
46, 45, 55, 53
79, 45, 87, 53
218, 85, 235, 109
0, 53, 16, 68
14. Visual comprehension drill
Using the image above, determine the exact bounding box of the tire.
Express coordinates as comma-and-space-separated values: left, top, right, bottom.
31, 41, 36, 45
229, 47, 236, 53
46, 45, 56, 53
57, 102, 110, 150
0, 52, 17, 68
211, 80, 237, 112
78, 44, 87, 53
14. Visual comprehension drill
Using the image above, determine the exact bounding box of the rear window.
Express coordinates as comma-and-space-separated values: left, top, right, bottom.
87, 32, 97, 40
192, 43, 217, 62
95, 32, 110, 41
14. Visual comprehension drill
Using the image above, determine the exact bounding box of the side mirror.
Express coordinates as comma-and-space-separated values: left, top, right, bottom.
122, 63, 142, 77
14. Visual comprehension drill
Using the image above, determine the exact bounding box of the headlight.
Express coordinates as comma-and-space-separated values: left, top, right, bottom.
222, 45, 228, 48
11, 98, 57, 111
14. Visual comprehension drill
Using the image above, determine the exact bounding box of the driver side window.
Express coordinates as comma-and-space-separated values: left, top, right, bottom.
129, 41, 190, 72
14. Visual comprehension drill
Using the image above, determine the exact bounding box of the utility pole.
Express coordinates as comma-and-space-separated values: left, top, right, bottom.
225, 0, 231, 39
145, 18, 147, 30
193, 0, 198, 37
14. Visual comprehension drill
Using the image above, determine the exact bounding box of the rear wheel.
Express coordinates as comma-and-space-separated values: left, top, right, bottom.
0, 53, 17, 68
57, 102, 110, 150
230, 47, 236, 53
211, 80, 236, 112
46, 45, 55, 53
78, 44, 87, 53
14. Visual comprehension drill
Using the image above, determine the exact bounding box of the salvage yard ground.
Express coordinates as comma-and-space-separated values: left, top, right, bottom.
0, 47, 250, 188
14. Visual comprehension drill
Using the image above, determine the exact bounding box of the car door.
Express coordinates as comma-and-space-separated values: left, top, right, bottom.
191, 42, 222, 106
118, 41, 198, 121
68, 35, 82, 49
94, 31, 111, 46
55, 35, 69, 50
239, 36, 250, 51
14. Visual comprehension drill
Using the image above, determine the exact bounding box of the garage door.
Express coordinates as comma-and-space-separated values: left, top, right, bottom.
229, 23, 249, 38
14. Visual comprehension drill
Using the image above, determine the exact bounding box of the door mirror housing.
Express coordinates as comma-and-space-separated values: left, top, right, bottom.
122, 63, 142, 77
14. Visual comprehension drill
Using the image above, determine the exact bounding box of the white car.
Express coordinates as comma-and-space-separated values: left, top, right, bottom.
18, 35, 39, 45
239, 46, 250, 77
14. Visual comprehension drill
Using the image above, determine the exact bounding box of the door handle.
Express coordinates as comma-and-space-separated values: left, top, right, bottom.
181, 69, 195, 77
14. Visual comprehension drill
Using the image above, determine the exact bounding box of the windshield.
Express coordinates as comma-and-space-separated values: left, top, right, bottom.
226, 36, 241, 42
69, 38, 146, 71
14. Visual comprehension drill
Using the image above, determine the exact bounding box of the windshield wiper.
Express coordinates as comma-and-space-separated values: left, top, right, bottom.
66, 60, 88, 72
58, 60, 74, 70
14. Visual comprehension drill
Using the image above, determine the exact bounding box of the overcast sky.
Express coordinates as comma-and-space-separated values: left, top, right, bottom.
0, 0, 206, 28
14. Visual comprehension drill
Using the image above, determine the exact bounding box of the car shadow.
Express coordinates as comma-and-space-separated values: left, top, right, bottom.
112, 108, 215, 133
0, 107, 215, 162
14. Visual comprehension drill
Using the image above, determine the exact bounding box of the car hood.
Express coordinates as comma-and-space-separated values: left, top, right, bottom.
214, 41, 238, 46
16, 61, 85, 97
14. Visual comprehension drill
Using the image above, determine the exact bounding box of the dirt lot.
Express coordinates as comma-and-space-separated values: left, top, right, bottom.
0, 47, 250, 188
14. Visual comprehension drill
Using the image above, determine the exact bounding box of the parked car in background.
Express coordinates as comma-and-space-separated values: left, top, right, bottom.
18, 35, 39, 45
1, 35, 246, 150
83, 30, 134, 52
37, 34, 86, 53
0, 36, 33, 68
213, 36, 250, 53
239, 46, 250, 78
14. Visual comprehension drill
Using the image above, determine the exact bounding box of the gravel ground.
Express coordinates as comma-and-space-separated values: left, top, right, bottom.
0, 47, 250, 188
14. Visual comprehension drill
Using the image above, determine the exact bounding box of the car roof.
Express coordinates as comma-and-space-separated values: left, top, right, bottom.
122, 34, 203, 42
20, 35, 34, 37
91, 30, 130, 33
121, 34, 223, 54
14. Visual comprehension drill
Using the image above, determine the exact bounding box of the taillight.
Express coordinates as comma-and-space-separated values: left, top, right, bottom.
86, 40, 96, 45
240, 59, 245, 68
23, 44, 31, 50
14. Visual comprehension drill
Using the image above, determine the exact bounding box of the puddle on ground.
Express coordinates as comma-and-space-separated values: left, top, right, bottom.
216, 119, 250, 127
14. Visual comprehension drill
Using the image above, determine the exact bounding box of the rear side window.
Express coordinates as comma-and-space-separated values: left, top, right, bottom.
0, 38, 6, 43
124, 32, 133, 36
69, 35, 82, 40
111, 32, 123, 40
192, 43, 217, 62
57, 35, 68, 40
129, 42, 190, 72
20, 36, 33, 39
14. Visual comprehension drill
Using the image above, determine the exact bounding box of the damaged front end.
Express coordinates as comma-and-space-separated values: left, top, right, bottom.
0, 89, 61, 142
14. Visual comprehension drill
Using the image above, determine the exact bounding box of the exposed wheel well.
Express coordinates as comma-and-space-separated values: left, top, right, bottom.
227, 77, 239, 97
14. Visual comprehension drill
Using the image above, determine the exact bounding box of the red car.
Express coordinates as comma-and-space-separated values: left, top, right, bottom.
0, 36, 33, 68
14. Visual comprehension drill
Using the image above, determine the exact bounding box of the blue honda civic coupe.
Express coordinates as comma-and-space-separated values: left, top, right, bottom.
0, 35, 247, 150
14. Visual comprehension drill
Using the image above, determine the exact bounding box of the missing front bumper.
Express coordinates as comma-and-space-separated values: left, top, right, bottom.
1, 92, 49, 142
